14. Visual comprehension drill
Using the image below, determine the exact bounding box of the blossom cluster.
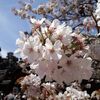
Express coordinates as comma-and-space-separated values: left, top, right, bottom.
40, 82, 90, 100
20, 74, 41, 98
19, 76, 90, 100
54, 87, 90, 100
15, 18, 93, 84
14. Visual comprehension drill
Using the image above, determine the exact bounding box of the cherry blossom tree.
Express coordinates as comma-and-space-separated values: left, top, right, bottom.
12, 0, 100, 99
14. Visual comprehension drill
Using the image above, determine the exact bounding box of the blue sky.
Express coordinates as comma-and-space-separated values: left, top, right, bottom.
0, 0, 46, 57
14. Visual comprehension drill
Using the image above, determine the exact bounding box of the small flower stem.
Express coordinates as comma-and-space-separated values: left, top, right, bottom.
36, 29, 45, 45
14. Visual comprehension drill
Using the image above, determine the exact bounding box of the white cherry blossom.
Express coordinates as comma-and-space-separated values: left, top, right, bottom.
22, 36, 42, 63
30, 17, 45, 25
49, 19, 60, 30
43, 38, 63, 61
52, 24, 72, 45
